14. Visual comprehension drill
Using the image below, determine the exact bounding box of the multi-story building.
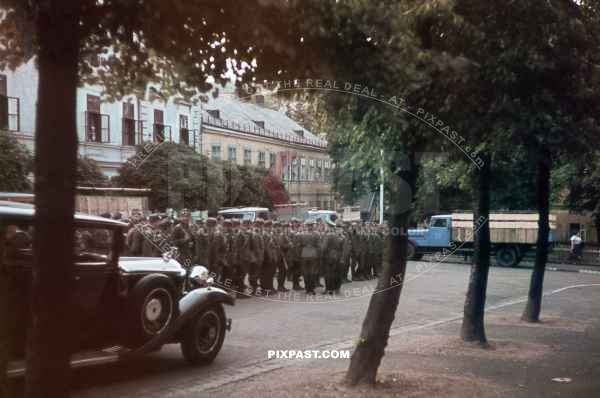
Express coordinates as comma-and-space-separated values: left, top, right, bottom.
1, 59, 336, 209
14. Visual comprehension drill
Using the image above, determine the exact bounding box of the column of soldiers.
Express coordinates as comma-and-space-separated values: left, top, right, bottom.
123, 210, 388, 297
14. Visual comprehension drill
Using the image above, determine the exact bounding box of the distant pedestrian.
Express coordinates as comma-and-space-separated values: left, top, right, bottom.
570, 231, 583, 262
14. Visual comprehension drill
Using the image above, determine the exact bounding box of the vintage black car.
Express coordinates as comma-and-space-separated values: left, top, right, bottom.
0, 203, 234, 377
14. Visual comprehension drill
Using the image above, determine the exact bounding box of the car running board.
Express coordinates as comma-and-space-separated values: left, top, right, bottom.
6, 346, 128, 378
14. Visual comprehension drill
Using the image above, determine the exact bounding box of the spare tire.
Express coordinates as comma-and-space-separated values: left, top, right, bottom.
127, 275, 175, 345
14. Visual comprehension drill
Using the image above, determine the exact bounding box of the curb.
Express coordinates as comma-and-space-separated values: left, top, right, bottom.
547, 266, 600, 276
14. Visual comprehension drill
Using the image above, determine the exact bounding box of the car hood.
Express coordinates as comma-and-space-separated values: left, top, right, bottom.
119, 257, 186, 275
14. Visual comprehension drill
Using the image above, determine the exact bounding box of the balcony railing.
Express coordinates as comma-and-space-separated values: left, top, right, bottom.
178, 128, 200, 150
201, 114, 328, 148
85, 111, 110, 143
122, 118, 143, 146
0, 95, 20, 132
153, 123, 172, 143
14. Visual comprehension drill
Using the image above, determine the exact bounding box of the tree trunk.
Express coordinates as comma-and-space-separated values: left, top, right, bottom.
0, 234, 8, 397
594, 215, 600, 247
461, 153, 491, 344
25, 2, 81, 397
345, 157, 417, 386
522, 150, 551, 322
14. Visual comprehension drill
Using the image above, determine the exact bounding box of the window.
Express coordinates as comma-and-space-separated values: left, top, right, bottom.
0, 74, 6, 96
253, 120, 265, 129
293, 129, 304, 137
207, 109, 220, 119
228, 145, 237, 162
86, 94, 109, 142
153, 109, 166, 142
258, 151, 266, 168
211, 144, 221, 161
269, 152, 276, 166
244, 147, 252, 164
431, 218, 448, 228
122, 102, 137, 146
179, 114, 189, 145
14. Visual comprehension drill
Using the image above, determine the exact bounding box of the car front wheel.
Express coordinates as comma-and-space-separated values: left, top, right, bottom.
180, 304, 226, 365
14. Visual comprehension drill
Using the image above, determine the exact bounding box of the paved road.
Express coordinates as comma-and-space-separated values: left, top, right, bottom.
49, 261, 600, 397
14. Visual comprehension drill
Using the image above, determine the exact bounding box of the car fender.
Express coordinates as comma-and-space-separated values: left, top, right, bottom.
120, 287, 234, 359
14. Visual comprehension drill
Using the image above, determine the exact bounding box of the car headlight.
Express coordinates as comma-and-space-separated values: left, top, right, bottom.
190, 266, 212, 287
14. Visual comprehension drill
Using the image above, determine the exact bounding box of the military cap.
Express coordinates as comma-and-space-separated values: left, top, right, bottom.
273, 220, 280, 226
254, 218, 264, 225
264, 219, 273, 227
206, 217, 217, 224
224, 219, 233, 226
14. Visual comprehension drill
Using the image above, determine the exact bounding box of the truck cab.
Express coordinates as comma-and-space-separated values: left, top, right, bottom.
408, 215, 453, 249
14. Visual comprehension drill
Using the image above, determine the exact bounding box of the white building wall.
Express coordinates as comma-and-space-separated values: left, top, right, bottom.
2, 60, 331, 187
4, 59, 38, 137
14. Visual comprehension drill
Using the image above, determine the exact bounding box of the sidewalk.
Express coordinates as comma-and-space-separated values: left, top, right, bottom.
204, 283, 600, 398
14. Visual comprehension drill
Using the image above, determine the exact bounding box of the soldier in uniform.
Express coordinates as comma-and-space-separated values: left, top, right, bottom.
341, 221, 352, 283
236, 219, 253, 298
194, 219, 210, 266
206, 217, 218, 272
141, 214, 163, 257
249, 218, 265, 295
300, 221, 320, 295
126, 211, 145, 256
277, 221, 291, 292
373, 225, 384, 278
323, 226, 343, 294
350, 223, 362, 280
218, 219, 234, 288
287, 218, 303, 291
171, 208, 194, 267
228, 218, 245, 295
260, 219, 277, 293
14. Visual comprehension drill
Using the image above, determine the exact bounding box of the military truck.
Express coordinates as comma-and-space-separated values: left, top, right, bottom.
408, 212, 556, 267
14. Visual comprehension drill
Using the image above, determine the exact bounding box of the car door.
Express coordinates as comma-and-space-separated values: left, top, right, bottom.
2, 221, 34, 359
71, 227, 117, 346
429, 218, 451, 247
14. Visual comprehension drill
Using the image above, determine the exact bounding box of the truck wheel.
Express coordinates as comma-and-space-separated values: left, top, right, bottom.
496, 246, 518, 267
181, 304, 226, 365
128, 277, 175, 345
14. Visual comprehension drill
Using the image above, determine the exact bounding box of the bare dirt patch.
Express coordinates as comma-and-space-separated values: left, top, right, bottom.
486, 314, 590, 333
396, 334, 552, 362
214, 367, 505, 398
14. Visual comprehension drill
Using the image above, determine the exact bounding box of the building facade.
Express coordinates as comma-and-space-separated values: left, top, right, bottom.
1, 60, 335, 209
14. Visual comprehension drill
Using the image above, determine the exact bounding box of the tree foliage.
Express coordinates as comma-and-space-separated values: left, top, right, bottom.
115, 143, 275, 211
76, 156, 108, 187
0, 130, 32, 192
